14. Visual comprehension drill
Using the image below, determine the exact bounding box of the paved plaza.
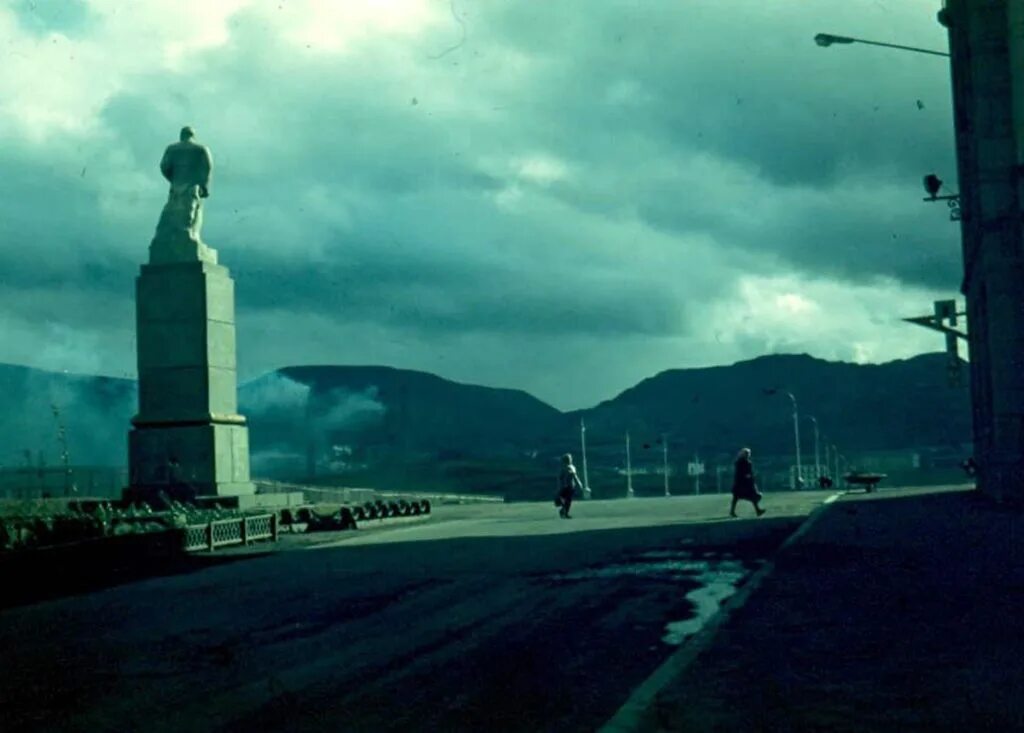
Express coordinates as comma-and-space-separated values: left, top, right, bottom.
1, 490, 835, 732
6, 486, 997, 732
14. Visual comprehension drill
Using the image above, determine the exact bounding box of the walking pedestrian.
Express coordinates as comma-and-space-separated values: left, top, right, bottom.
730, 447, 766, 518
556, 453, 583, 519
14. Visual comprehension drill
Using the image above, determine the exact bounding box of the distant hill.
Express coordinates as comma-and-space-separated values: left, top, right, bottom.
0, 363, 136, 469
242, 365, 565, 479
0, 353, 972, 497
573, 353, 971, 457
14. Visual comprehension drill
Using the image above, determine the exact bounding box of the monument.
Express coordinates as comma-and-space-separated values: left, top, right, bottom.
126, 126, 255, 504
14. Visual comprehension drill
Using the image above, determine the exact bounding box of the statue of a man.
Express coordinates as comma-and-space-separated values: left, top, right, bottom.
151, 126, 217, 263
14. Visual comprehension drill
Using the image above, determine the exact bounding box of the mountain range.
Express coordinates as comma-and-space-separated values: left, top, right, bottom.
0, 353, 971, 497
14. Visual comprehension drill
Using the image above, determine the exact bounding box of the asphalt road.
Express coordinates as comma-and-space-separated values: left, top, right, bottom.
0, 491, 836, 732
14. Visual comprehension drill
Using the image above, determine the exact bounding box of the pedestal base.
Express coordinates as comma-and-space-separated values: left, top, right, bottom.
129, 255, 254, 501
129, 420, 254, 498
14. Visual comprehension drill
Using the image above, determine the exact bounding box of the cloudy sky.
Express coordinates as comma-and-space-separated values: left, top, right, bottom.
0, 0, 960, 410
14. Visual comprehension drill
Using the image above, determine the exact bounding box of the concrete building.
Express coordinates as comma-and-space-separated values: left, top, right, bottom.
940, 0, 1024, 504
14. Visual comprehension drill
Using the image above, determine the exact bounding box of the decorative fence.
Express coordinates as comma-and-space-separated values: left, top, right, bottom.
183, 513, 278, 552
254, 480, 502, 505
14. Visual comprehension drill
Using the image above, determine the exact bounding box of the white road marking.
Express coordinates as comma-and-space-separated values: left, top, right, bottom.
598, 491, 844, 733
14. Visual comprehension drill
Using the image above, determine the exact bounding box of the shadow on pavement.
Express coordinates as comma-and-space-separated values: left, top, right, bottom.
649, 486, 1024, 732
0, 533, 270, 610
213, 515, 807, 733
0, 506, 818, 733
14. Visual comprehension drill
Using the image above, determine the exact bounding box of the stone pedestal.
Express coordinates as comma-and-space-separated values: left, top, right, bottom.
127, 259, 255, 499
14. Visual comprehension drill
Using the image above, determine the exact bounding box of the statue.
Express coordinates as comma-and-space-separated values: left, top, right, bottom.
151, 126, 217, 264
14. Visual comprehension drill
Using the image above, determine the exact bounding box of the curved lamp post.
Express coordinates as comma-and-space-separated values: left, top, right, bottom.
787, 391, 802, 488
579, 418, 591, 499
804, 415, 821, 481
625, 432, 634, 498
813, 32, 949, 57
764, 388, 802, 488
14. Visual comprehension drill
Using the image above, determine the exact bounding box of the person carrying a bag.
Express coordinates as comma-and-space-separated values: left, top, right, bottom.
556, 453, 583, 519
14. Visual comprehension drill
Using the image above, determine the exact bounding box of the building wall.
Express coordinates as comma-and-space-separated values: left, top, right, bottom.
943, 0, 1024, 504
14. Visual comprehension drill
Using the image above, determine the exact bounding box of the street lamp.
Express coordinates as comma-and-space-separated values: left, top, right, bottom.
579, 418, 592, 499
625, 432, 634, 498
661, 434, 670, 497
815, 26, 957, 489
788, 392, 802, 488
805, 415, 821, 481
764, 388, 802, 489
813, 32, 949, 57
922, 173, 962, 221
816, 29, 956, 219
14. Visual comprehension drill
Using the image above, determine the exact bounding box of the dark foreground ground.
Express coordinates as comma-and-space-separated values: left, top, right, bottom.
641, 486, 1024, 732
0, 493, 831, 733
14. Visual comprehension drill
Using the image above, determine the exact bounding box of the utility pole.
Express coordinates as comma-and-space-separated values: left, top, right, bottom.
662, 435, 670, 496
579, 418, 591, 499
806, 415, 821, 481
790, 393, 802, 488
52, 403, 72, 496
766, 389, 802, 488
625, 432, 634, 498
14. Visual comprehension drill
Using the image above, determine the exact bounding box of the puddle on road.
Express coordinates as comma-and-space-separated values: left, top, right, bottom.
661, 562, 747, 645
549, 550, 761, 647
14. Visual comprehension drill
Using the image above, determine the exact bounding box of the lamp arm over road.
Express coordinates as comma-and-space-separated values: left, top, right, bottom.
814, 32, 949, 57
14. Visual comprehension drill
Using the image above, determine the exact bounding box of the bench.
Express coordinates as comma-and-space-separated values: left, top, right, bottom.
843, 472, 887, 492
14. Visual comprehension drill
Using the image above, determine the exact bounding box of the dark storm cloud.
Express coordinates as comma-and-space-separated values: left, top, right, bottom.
234, 246, 686, 338
0, 149, 126, 291
99, 93, 192, 169
82, 10, 717, 341
0, 141, 141, 336
84, 0, 959, 299
456, 0, 959, 287
0, 0, 959, 407
475, 0, 954, 184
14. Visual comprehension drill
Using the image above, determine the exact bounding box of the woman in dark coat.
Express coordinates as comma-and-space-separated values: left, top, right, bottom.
730, 447, 766, 518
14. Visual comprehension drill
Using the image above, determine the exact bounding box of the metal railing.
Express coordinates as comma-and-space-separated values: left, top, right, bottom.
183, 513, 278, 552
253, 479, 503, 505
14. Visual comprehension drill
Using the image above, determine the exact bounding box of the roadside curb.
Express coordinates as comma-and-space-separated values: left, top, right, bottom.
598, 491, 846, 733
